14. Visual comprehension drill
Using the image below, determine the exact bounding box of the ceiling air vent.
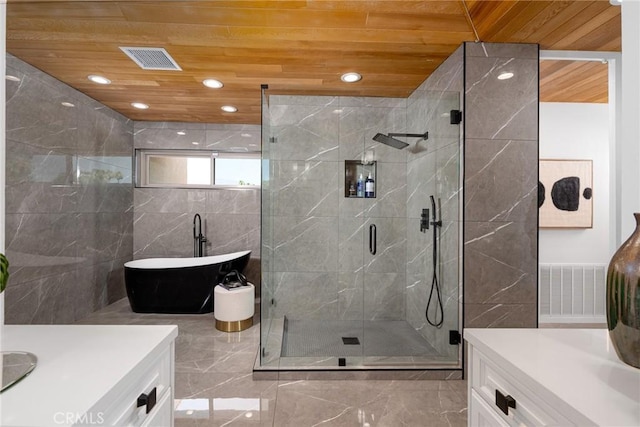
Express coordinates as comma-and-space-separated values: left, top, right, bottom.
119, 47, 182, 71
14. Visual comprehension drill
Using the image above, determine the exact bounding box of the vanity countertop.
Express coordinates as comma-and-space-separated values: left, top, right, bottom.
0, 324, 178, 426
464, 328, 640, 426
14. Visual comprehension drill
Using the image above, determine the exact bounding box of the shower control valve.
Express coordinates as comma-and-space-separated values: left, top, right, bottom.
420, 209, 429, 232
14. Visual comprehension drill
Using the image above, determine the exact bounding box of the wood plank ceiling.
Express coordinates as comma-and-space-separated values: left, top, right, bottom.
6, 0, 620, 124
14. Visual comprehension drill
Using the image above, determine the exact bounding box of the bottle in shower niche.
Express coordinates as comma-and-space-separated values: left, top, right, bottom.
348, 182, 356, 197
365, 172, 375, 198
356, 174, 364, 197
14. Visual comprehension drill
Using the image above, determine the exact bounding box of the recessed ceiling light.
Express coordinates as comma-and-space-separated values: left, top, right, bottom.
131, 102, 149, 109
221, 105, 238, 113
203, 79, 224, 89
341, 72, 362, 83
88, 75, 111, 85
497, 72, 514, 80
191, 142, 199, 145
177, 131, 186, 135
61, 102, 75, 107
5, 75, 21, 82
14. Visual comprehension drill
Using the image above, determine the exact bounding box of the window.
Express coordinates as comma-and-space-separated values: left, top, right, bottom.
136, 150, 260, 188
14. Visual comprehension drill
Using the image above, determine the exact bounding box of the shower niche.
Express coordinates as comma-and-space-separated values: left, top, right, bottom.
344, 160, 376, 198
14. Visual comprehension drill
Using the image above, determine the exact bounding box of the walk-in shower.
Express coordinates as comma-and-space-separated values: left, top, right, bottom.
259, 63, 463, 372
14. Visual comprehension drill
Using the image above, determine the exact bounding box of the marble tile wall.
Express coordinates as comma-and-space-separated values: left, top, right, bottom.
342, 97, 408, 322
265, 95, 409, 324
463, 42, 539, 328
4, 54, 134, 324
132, 122, 262, 287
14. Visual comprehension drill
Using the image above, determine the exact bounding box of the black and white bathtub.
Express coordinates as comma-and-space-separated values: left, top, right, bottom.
124, 250, 251, 314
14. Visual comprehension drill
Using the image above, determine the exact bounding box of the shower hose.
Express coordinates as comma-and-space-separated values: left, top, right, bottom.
426, 197, 444, 328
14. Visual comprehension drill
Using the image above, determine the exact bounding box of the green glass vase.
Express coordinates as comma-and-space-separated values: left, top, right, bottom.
607, 213, 640, 369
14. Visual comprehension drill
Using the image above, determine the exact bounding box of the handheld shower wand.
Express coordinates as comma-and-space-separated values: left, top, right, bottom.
426, 195, 444, 328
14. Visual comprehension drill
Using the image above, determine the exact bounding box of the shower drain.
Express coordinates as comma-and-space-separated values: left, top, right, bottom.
342, 337, 360, 345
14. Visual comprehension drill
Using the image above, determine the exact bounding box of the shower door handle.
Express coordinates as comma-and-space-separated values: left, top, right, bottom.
369, 224, 377, 255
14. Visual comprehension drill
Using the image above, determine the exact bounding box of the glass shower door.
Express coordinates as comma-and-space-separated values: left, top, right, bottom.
260, 92, 366, 369
259, 86, 277, 369
259, 88, 462, 370
363, 90, 462, 367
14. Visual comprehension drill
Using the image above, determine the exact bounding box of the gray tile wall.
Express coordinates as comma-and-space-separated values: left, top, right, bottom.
265, 95, 409, 322
132, 122, 262, 287
463, 42, 539, 328
4, 54, 134, 324
4, 42, 537, 333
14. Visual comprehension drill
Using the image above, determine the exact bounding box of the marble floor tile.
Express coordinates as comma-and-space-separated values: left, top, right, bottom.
79, 298, 468, 426
273, 379, 466, 427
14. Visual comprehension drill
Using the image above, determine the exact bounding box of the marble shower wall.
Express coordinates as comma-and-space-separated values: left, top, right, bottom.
266, 95, 408, 321
132, 122, 261, 287
463, 42, 539, 328
4, 54, 133, 324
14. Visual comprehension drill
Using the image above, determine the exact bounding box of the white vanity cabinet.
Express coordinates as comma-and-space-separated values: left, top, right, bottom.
0, 325, 178, 427
469, 389, 510, 427
465, 328, 640, 427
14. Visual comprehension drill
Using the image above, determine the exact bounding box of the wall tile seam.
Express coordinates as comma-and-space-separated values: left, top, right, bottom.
7, 134, 134, 151
463, 138, 538, 144
133, 211, 260, 218
4, 262, 125, 287
462, 221, 538, 227
4, 137, 79, 152
271, 215, 409, 220
8, 205, 131, 216
462, 219, 537, 225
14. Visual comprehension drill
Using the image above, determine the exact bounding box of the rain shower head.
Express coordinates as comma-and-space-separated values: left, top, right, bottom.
372, 132, 428, 150
373, 133, 409, 149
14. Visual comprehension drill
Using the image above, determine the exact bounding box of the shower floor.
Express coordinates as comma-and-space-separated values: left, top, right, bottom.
281, 318, 438, 358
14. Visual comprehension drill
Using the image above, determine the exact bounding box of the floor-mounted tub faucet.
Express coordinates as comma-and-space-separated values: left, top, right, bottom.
193, 213, 207, 257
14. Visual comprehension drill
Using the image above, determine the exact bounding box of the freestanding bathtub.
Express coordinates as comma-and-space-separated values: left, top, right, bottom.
124, 250, 251, 314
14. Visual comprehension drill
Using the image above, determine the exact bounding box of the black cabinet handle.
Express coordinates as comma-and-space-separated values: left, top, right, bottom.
369, 224, 377, 255
495, 389, 516, 415
137, 387, 157, 414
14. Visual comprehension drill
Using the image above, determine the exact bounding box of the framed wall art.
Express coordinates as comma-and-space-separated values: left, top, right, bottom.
539, 159, 593, 228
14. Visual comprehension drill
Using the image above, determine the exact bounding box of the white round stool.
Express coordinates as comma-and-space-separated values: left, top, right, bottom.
214, 283, 255, 332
